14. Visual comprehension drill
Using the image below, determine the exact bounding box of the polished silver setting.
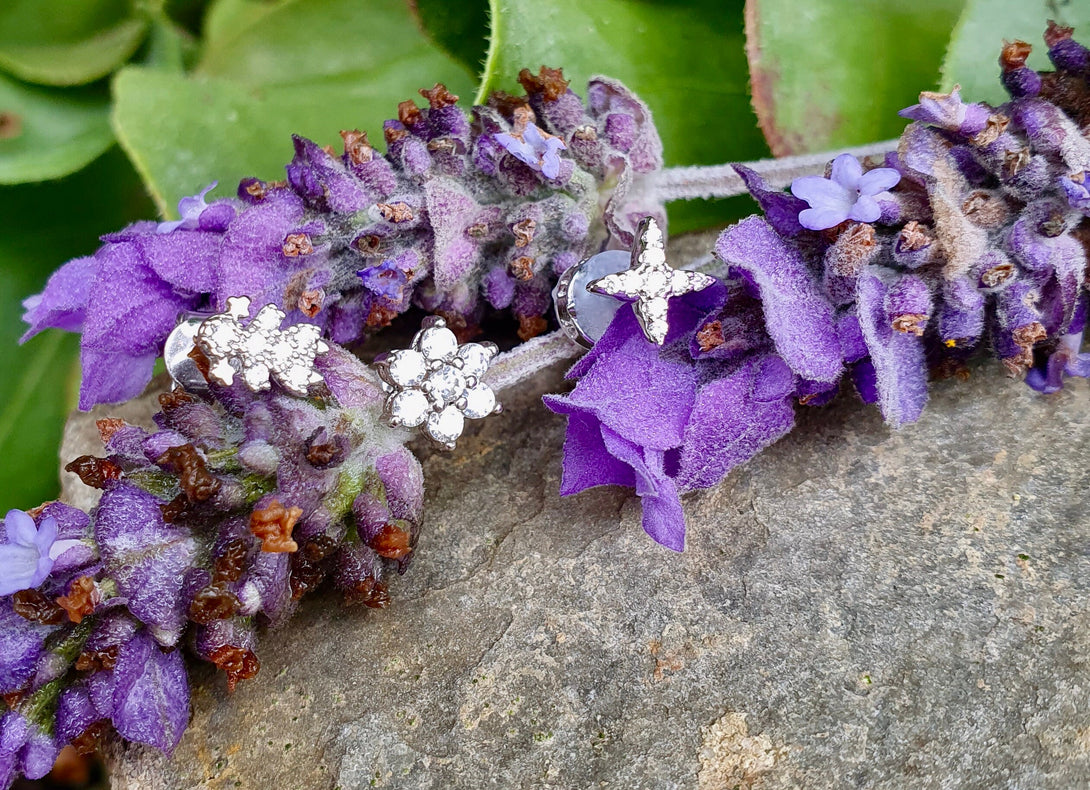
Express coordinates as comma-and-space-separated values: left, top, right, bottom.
164, 314, 212, 396
193, 296, 329, 395
587, 216, 715, 345
373, 316, 502, 450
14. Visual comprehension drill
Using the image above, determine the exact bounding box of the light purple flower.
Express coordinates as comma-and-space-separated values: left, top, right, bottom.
0, 510, 82, 596
0, 710, 58, 786
496, 123, 568, 179
157, 182, 218, 233
790, 154, 901, 230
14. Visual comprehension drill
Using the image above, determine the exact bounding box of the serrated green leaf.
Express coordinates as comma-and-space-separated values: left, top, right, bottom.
411, 0, 489, 79
0, 0, 148, 86
113, 0, 476, 217
941, 0, 1090, 105
0, 73, 114, 184
745, 0, 966, 155
0, 148, 154, 512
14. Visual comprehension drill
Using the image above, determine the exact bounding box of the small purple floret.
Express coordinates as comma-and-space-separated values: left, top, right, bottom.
791, 153, 901, 230
496, 123, 568, 179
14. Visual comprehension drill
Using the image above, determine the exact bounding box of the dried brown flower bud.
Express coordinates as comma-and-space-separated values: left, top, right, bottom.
282, 233, 314, 257
340, 129, 373, 164
509, 255, 536, 280
188, 585, 240, 624
377, 202, 414, 223
209, 645, 261, 693
12, 589, 65, 625
517, 314, 549, 341
397, 100, 422, 126
95, 418, 127, 445
56, 576, 98, 624
213, 538, 251, 585
250, 499, 302, 553
75, 645, 119, 673
1000, 40, 1032, 71
419, 83, 459, 109
157, 444, 221, 503
369, 523, 413, 559
696, 320, 726, 352
518, 66, 570, 102
64, 455, 122, 490
512, 218, 537, 248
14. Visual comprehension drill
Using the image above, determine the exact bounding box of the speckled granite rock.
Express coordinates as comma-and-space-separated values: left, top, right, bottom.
60, 235, 1089, 790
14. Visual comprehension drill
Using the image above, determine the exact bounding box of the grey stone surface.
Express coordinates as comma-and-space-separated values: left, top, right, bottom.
60, 238, 1090, 789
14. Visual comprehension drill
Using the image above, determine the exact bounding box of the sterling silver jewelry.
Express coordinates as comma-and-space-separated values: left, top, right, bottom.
373, 316, 502, 450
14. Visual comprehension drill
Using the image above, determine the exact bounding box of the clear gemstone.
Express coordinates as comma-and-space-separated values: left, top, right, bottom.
242, 362, 271, 390
457, 345, 492, 380
426, 406, 465, 445
642, 270, 668, 297
644, 297, 669, 318
425, 366, 466, 406
387, 350, 428, 387
389, 390, 429, 427
643, 222, 663, 246
416, 326, 459, 361
640, 247, 666, 267
462, 385, 496, 419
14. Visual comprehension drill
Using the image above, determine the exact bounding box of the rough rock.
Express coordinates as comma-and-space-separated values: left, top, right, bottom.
58, 234, 1089, 789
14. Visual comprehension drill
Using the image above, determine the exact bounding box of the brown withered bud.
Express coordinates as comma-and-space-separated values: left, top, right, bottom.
250, 499, 302, 553
282, 233, 314, 257
289, 556, 324, 600
65, 455, 122, 490
2, 692, 24, 709
1002, 147, 1031, 180
1039, 208, 1068, 238
572, 124, 598, 141
56, 576, 98, 624
420, 83, 459, 108
426, 137, 457, 154
242, 179, 271, 200
518, 66, 570, 102
825, 222, 878, 276
377, 202, 414, 223
213, 538, 250, 584
487, 90, 532, 118
304, 428, 347, 468
95, 418, 127, 445
301, 534, 338, 563
298, 289, 323, 318
1013, 322, 1048, 349
159, 493, 190, 523
0, 112, 21, 140
1000, 40, 1032, 71
12, 589, 65, 625
969, 113, 1009, 147
517, 314, 549, 341
696, 320, 726, 353
1002, 350, 1035, 377
71, 720, 111, 757
980, 261, 1016, 288
930, 358, 972, 382
509, 255, 536, 281
344, 578, 391, 608
892, 314, 928, 336
158, 388, 194, 411
961, 190, 1009, 228
157, 444, 221, 503
466, 222, 490, 238
897, 221, 933, 253
397, 99, 422, 126
209, 645, 261, 693
512, 218, 537, 248
510, 104, 534, 135
25, 502, 51, 520
384, 125, 408, 144
366, 303, 400, 330
369, 523, 413, 560
340, 129, 373, 164
356, 234, 383, 254
188, 586, 240, 624
1045, 20, 1075, 48
75, 645, 119, 673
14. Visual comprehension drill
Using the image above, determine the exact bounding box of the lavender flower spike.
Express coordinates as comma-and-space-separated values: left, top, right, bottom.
0, 510, 81, 596
496, 122, 568, 179
790, 153, 901, 230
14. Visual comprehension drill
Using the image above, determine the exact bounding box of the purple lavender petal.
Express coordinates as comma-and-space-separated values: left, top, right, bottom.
111, 627, 189, 754
20, 255, 98, 339
56, 685, 102, 745
847, 195, 882, 223
286, 135, 368, 213
856, 272, 928, 427
857, 167, 902, 195
715, 217, 843, 382
830, 153, 863, 188
732, 165, 809, 237
94, 483, 199, 646
600, 427, 684, 551
0, 600, 56, 694
675, 356, 796, 490
541, 399, 637, 495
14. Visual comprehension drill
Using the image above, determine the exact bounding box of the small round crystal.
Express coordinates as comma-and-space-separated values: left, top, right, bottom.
426, 406, 465, 445
389, 390, 430, 427
425, 366, 466, 406
417, 326, 459, 361
462, 385, 496, 419
387, 350, 427, 387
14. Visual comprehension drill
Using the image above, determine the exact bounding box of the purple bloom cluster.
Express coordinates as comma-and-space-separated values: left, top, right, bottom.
0, 344, 423, 785
22, 69, 663, 411
546, 26, 1090, 549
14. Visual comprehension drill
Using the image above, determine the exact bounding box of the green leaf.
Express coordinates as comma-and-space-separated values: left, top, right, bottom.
0, 0, 148, 86
113, 0, 476, 216
0, 148, 155, 513
479, 0, 767, 170
745, 0, 966, 155
201, 0, 285, 50
941, 0, 1090, 105
411, 0, 490, 79
0, 73, 115, 183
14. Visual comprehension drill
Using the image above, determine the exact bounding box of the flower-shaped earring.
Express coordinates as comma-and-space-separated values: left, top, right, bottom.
373, 317, 502, 449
